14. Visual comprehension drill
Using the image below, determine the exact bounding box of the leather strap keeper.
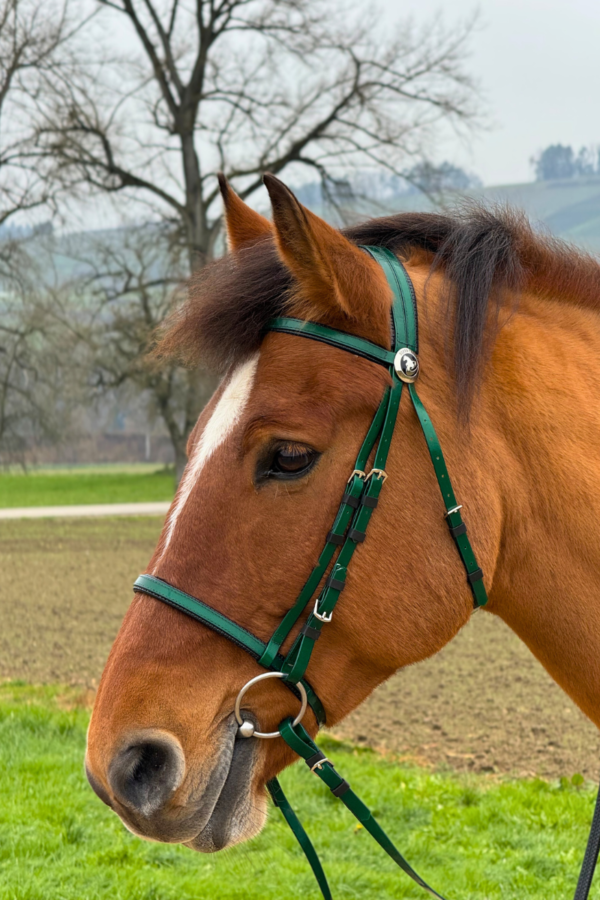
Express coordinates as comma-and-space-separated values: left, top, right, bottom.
331, 780, 351, 797
360, 495, 379, 509
300, 623, 322, 641
325, 575, 346, 592
449, 522, 467, 538
467, 567, 484, 584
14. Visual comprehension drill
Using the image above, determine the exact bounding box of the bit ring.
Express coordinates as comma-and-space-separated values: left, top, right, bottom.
234, 671, 308, 739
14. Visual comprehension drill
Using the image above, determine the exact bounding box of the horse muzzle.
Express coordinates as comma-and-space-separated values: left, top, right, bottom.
85, 716, 267, 851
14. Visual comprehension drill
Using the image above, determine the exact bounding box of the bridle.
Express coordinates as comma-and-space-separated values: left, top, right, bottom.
133, 247, 600, 900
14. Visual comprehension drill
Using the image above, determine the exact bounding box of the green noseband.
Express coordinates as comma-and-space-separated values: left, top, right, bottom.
133, 245, 487, 900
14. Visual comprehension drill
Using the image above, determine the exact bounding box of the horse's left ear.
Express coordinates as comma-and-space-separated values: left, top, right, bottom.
218, 174, 272, 252
263, 173, 390, 341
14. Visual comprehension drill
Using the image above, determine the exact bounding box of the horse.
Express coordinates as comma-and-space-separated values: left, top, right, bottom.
85, 173, 600, 863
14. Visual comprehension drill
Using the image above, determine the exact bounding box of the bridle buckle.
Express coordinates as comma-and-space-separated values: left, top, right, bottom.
366, 468, 387, 483
313, 597, 333, 623
347, 469, 366, 484
444, 504, 463, 518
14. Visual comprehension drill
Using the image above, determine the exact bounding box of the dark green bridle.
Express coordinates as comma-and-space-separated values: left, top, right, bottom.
133, 247, 599, 900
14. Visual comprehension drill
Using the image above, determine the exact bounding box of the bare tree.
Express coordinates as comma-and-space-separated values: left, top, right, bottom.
0, 0, 85, 228
44, 226, 218, 476
0, 256, 86, 464
35, 0, 479, 267
14, 0, 480, 476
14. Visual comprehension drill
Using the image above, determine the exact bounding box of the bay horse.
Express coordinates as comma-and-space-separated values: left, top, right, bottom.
85, 174, 600, 871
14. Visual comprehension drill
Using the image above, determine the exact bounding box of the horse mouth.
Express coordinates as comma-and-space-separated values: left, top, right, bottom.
185, 719, 266, 852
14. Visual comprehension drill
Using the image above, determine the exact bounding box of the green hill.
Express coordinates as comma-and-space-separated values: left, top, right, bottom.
343, 177, 600, 253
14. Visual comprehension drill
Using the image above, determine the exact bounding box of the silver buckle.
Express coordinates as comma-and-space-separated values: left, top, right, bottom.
313, 596, 333, 623
444, 504, 463, 518
310, 757, 332, 773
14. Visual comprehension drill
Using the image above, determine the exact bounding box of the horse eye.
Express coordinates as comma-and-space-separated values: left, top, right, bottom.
270, 446, 317, 478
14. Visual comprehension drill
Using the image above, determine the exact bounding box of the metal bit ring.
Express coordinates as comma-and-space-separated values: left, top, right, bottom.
234, 671, 308, 739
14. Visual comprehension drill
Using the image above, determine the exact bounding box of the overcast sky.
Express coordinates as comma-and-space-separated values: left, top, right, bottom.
380, 0, 600, 185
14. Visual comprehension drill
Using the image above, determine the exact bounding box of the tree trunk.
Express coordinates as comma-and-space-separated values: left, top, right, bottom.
173, 437, 188, 487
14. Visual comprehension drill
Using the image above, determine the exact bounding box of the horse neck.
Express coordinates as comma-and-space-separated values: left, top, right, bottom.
468, 289, 600, 728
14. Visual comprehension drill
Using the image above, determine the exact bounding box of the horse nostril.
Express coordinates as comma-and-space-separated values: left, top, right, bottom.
107, 732, 185, 817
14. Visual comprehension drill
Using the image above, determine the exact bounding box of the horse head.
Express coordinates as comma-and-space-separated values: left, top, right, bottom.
84, 175, 501, 851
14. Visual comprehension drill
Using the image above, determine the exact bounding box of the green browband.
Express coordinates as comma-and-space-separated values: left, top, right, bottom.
133, 244, 487, 900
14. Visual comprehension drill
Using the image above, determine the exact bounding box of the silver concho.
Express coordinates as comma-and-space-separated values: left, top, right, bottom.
394, 348, 419, 383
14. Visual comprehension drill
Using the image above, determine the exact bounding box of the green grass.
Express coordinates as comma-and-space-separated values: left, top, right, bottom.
0, 467, 175, 507
0, 684, 596, 899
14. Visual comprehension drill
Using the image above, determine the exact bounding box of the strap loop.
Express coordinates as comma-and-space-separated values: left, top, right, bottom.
448, 522, 467, 538
467, 568, 484, 584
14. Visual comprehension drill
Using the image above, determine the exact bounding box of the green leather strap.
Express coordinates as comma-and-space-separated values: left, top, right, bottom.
267, 777, 332, 900
282, 386, 402, 687
270, 317, 395, 368
257, 474, 361, 669
361, 245, 418, 353
407, 385, 488, 607
133, 574, 326, 724
257, 393, 390, 670
279, 719, 448, 900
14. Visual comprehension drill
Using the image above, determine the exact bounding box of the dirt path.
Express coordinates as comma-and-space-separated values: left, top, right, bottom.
0, 502, 170, 519
3, 518, 600, 779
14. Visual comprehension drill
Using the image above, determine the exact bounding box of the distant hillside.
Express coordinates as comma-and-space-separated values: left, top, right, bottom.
6, 177, 600, 292
329, 176, 600, 253
475, 178, 600, 250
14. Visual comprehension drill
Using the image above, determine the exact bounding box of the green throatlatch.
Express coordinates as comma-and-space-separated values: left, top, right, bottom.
133, 243, 488, 900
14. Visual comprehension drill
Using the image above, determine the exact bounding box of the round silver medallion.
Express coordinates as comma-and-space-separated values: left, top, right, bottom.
394, 348, 420, 383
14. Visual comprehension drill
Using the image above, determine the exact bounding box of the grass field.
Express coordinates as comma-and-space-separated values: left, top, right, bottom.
0, 466, 175, 507
0, 683, 596, 900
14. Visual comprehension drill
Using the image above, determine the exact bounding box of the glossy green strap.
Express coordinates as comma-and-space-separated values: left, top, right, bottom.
282, 384, 403, 686
270, 317, 395, 368
258, 393, 390, 670
361, 246, 418, 353
134, 574, 266, 655
267, 778, 332, 900
408, 384, 488, 607
279, 719, 448, 900
133, 574, 326, 724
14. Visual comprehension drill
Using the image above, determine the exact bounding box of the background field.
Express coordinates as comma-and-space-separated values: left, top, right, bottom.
0, 682, 596, 900
0, 466, 175, 508
2, 517, 600, 782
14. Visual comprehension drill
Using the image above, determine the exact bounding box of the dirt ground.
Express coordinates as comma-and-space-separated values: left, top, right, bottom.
3, 518, 600, 780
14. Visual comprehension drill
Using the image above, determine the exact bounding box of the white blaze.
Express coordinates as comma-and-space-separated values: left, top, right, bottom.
158, 353, 259, 558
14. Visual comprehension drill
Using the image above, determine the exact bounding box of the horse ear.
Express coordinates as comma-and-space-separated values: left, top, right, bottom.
218, 174, 272, 252
263, 173, 390, 339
